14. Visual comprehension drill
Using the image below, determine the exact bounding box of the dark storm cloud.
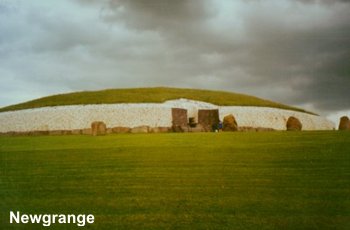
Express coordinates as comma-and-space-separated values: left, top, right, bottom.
81, 0, 350, 112
230, 1, 350, 111
105, 0, 213, 24
0, 0, 349, 118
296, 0, 350, 4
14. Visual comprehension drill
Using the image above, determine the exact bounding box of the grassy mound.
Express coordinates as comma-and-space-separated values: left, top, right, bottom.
0, 87, 312, 114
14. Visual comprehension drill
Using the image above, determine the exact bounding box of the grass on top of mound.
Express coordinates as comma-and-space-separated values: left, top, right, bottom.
0, 87, 314, 114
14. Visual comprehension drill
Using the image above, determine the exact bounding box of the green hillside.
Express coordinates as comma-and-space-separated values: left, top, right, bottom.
0, 87, 313, 114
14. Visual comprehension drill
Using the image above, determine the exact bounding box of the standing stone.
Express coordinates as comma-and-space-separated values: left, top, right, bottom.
198, 109, 219, 132
223, 114, 238, 131
172, 108, 188, 132
286, 116, 302, 131
91, 121, 107, 136
338, 116, 350, 130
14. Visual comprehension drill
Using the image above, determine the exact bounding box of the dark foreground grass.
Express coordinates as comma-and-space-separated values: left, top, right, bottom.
0, 132, 349, 229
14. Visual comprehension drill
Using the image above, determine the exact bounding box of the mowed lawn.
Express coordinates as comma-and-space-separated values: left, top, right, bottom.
0, 132, 349, 229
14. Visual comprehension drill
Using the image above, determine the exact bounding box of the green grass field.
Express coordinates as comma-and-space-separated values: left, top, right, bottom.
1, 132, 349, 229
0, 87, 312, 114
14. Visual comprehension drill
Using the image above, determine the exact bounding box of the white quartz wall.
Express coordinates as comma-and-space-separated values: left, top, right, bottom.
0, 99, 335, 132
0, 104, 173, 132
219, 107, 334, 130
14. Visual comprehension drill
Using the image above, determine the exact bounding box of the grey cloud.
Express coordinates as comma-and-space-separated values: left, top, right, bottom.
236, 3, 350, 111
295, 0, 350, 4
0, 0, 349, 116
92, 0, 350, 112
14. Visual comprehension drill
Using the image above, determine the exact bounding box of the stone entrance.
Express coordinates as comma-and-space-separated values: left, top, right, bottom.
198, 109, 219, 131
171, 108, 188, 132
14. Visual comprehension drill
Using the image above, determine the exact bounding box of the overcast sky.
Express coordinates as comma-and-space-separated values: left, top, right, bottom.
0, 0, 349, 122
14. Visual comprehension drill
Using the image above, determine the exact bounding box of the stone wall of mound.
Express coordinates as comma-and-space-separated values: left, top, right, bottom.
0, 100, 335, 133
0, 104, 173, 133
219, 107, 334, 131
